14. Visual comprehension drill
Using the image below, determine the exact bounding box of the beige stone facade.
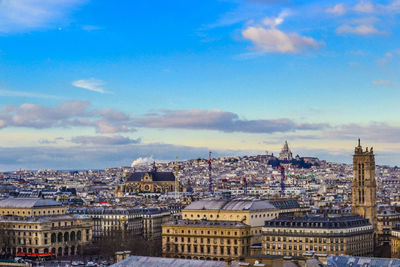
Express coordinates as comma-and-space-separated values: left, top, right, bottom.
391, 226, 400, 258
377, 208, 400, 246
181, 199, 279, 245
262, 215, 374, 257
162, 220, 251, 261
0, 198, 93, 258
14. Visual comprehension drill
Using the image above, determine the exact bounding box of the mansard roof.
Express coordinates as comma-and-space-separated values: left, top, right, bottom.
264, 214, 372, 229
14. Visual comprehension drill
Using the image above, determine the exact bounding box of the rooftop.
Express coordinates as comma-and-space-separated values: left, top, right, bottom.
327, 255, 400, 267
264, 214, 372, 229
126, 171, 175, 182
184, 198, 276, 211
111, 256, 226, 267
0, 197, 62, 208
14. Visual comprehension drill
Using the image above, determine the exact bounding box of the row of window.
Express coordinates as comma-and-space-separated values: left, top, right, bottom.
166, 236, 243, 245
167, 244, 244, 256
1, 209, 64, 216
183, 213, 276, 220
165, 228, 244, 236
265, 234, 371, 243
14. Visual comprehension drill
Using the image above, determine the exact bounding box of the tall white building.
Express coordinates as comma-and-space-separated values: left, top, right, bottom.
278, 141, 293, 161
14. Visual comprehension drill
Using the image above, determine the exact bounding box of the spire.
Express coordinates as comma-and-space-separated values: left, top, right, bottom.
358, 138, 361, 147
152, 161, 157, 173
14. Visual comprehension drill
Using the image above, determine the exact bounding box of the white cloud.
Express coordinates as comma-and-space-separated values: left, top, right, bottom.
354, 1, 375, 13
0, 0, 86, 33
262, 10, 290, 27
326, 4, 346, 16
372, 80, 392, 86
336, 24, 380, 35
72, 78, 107, 94
242, 12, 322, 54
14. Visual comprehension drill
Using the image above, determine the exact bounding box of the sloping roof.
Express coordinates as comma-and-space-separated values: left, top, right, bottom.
111, 256, 226, 267
126, 172, 175, 182
0, 198, 62, 208
270, 199, 300, 210
327, 256, 400, 267
184, 199, 276, 211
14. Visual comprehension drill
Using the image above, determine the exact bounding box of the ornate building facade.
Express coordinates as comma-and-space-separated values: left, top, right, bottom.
0, 197, 93, 258
181, 199, 279, 245
278, 141, 293, 161
351, 139, 377, 234
114, 163, 176, 197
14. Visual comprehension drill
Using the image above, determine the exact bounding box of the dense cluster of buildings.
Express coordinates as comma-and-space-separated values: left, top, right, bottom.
1, 140, 400, 266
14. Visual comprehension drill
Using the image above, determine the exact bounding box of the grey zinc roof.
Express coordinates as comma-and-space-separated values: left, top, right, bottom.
184, 199, 276, 211
0, 198, 62, 208
111, 256, 226, 267
126, 171, 175, 182
327, 256, 400, 267
184, 200, 228, 210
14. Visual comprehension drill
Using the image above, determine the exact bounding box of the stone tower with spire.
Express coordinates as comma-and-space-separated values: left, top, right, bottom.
352, 139, 377, 234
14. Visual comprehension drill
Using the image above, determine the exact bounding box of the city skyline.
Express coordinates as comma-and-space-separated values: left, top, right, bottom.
1, 0, 400, 170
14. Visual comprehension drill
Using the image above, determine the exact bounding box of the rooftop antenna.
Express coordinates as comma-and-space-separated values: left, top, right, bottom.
174, 157, 179, 201
279, 165, 285, 197
208, 151, 213, 194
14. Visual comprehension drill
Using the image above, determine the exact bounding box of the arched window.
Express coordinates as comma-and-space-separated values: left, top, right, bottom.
64, 232, 69, 242
77, 231, 82, 241
70, 231, 75, 241
71, 246, 75, 256
51, 233, 56, 243
64, 246, 69, 256
58, 232, 63, 243
58, 247, 62, 256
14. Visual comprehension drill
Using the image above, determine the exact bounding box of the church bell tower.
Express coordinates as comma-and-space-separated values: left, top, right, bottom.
352, 139, 377, 233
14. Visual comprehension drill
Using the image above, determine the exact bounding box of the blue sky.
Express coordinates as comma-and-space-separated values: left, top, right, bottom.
0, 0, 400, 170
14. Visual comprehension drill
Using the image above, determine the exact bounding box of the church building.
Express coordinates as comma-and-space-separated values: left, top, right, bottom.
114, 163, 176, 197
278, 141, 293, 161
